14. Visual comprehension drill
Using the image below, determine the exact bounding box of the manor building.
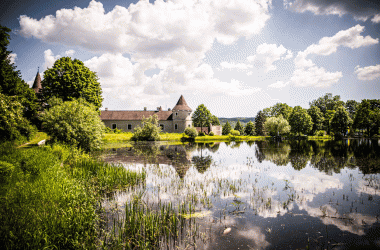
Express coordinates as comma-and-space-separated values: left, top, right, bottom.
100, 95, 193, 133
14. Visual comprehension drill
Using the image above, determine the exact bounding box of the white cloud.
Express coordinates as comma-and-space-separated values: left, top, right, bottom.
248, 43, 293, 72
291, 25, 378, 87
8, 53, 17, 64
65, 50, 75, 57
220, 61, 252, 70
355, 64, 380, 81
285, 0, 380, 23
268, 81, 289, 89
372, 14, 380, 23
43, 49, 60, 70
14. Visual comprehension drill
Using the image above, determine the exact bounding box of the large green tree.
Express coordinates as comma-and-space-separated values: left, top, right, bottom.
234, 120, 244, 135
255, 110, 266, 136
0, 25, 39, 124
353, 99, 380, 137
289, 106, 313, 136
192, 104, 219, 132
42, 57, 103, 110
264, 115, 291, 136
307, 106, 324, 135
0, 93, 36, 142
331, 106, 352, 137
345, 100, 359, 119
41, 98, 105, 151
244, 121, 255, 136
309, 93, 344, 115
268, 103, 293, 121
222, 121, 232, 135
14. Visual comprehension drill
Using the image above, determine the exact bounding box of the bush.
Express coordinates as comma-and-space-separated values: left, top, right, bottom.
131, 115, 161, 141
209, 131, 214, 136
113, 128, 123, 134
184, 127, 198, 139
41, 98, 105, 151
105, 127, 113, 133
198, 131, 205, 136
230, 130, 240, 136
316, 130, 326, 136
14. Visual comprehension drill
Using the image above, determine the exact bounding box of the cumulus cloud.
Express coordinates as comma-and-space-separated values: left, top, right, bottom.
19, 0, 271, 63
43, 49, 61, 70
248, 43, 293, 72
8, 53, 17, 64
291, 25, 378, 87
355, 64, 380, 81
65, 50, 75, 57
372, 14, 380, 23
220, 61, 252, 70
268, 80, 289, 89
284, 0, 380, 23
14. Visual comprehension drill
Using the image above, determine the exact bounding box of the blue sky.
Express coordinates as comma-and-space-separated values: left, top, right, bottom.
1, 0, 380, 117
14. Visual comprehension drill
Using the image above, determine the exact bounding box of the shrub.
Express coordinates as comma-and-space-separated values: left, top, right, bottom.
230, 130, 240, 136
131, 115, 161, 141
316, 130, 326, 136
209, 131, 214, 136
113, 128, 123, 134
184, 127, 198, 139
41, 98, 105, 151
198, 131, 206, 136
105, 127, 113, 133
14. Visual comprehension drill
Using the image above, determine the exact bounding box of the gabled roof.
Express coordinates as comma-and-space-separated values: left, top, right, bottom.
100, 110, 173, 121
172, 95, 192, 111
32, 71, 42, 93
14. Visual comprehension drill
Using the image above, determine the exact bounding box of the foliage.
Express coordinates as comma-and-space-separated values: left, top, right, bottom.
308, 106, 324, 135
222, 121, 232, 135
41, 98, 105, 151
131, 115, 161, 141
234, 120, 245, 135
209, 131, 214, 136
41, 57, 103, 110
316, 130, 326, 136
198, 131, 206, 136
0, 25, 39, 124
345, 100, 359, 119
255, 110, 267, 136
192, 104, 219, 129
264, 115, 291, 136
267, 103, 293, 120
230, 129, 240, 136
244, 121, 256, 136
0, 93, 36, 142
0, 160, 14, 183
184, 127, 198, 139
353, 99, 380, 137
309, 93, 344, 114
289, 106, 313, 136
331, 106, 352, 137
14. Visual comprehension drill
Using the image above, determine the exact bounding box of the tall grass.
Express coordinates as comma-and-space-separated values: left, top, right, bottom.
0, 142, 145, 249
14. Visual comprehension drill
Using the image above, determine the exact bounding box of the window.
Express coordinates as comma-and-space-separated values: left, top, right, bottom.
175, 112, 178, 116
175, 124, 178, 130
160, 124, 164, 130
112, 124, 117, 129
127, 124, 132, 130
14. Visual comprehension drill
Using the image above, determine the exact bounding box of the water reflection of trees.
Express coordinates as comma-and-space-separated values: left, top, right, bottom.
254, 139, 380, 174
192, 143, 216, 174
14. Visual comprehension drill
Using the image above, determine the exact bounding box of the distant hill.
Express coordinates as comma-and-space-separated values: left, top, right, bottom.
218, 117, 255, 127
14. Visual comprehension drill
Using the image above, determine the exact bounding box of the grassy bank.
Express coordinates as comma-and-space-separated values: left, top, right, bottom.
0, 142, 145, 249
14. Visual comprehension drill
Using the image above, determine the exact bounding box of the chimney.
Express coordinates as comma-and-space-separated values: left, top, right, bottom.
144, 107, 147, 111
105, 108, 108, 111
159, 106, 162, 111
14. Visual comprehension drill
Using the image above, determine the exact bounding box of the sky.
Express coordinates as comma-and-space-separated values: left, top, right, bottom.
1, 0, 380, 117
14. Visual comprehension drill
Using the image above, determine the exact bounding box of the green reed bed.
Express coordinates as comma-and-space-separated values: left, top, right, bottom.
0, 143, 145, 249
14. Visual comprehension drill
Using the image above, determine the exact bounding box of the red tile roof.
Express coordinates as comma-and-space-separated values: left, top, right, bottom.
173, 95, 192, 111
100, 110, 173, 121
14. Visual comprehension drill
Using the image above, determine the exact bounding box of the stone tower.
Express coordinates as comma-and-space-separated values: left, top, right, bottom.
32, 69, 42, 94
172, 95, 192, 132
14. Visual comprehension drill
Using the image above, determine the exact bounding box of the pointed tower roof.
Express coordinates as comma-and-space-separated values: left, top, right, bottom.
172, 95, 192, 111
32, 70, 42, 93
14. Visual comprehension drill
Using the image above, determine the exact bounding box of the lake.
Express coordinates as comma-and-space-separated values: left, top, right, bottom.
101, 139, 380, 249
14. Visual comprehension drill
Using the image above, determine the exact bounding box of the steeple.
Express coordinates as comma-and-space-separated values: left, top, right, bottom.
32, 68, 42, 93
172, 95, 192, 111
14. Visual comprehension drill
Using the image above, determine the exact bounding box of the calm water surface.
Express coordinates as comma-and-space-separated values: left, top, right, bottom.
101, 139, 380, 249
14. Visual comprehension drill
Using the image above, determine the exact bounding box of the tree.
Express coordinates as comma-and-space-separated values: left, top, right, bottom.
255, 110, 266, 136
353, 99, 380, 137
41, 57, 103, 110
331, 106, 352, 138
222, 122, 232, 135
234, 120, 244, 135
131, 115, 161, 141
309, 93, 344, 115
0, 93, 36, 142
307, 106, 324, 135
210, 115, 220, 126
192, 104, 212, 132
289, 106, 313, 136
244, 121, 255, 136
184, 127, 198, 139
269, 103, 293, 120
345, 100, 359, 119
324, 109, 336, 135
0, 25, 39, 124
41, 98, 105, 151
264, 115, 290, 136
